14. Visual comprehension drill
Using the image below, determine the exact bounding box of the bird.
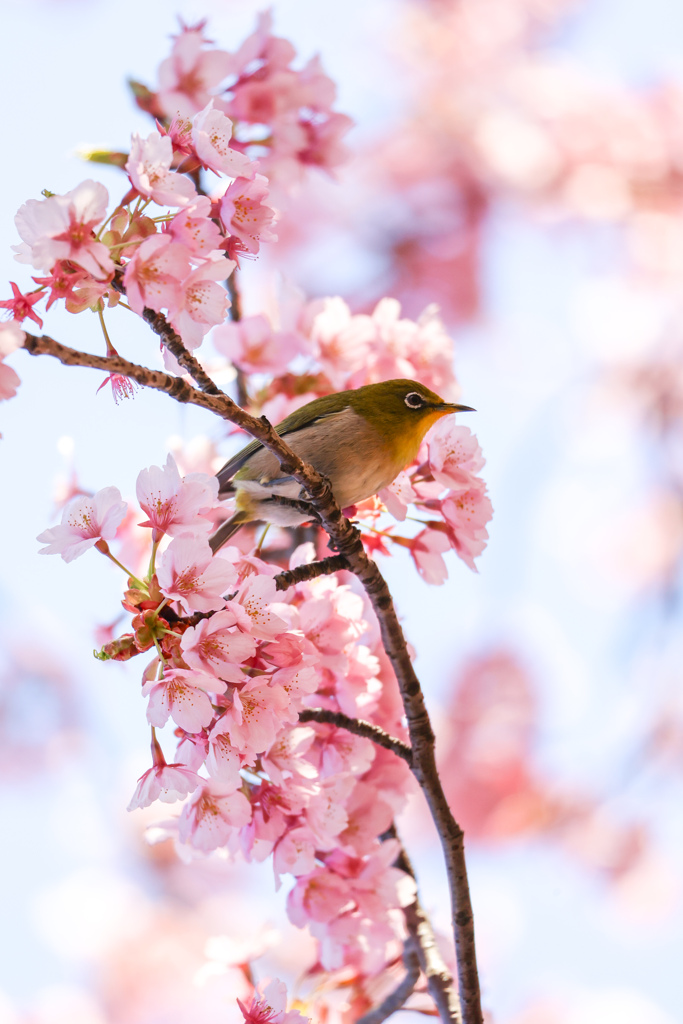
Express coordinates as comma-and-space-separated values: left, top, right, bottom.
210, 378, 474, 552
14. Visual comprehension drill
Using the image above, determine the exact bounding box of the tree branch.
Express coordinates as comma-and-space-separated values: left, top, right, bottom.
390, 826, 462, 1024
274, 554, 351, 590
356, 944, 421, 1024
298, 708, 412, 765
22, 328, 482, 1024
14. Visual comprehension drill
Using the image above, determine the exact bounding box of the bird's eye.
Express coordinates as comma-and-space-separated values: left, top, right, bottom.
404, 392, 425, 409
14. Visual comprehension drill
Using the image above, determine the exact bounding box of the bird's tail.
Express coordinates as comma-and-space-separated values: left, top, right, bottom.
209, 510, 253, 553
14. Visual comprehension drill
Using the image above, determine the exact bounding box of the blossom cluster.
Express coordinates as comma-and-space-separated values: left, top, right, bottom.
140, 13, 352, 191
38, 453, 417, 975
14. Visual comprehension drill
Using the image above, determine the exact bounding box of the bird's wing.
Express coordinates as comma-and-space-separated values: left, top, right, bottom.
217, 408, 347, 493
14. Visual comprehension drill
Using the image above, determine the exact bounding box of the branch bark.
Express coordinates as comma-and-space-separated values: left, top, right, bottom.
22, 329, 482, 1024
273, 554, 351, 590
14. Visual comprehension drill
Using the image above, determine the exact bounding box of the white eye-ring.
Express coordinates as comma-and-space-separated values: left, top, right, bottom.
404, 392, 425, 409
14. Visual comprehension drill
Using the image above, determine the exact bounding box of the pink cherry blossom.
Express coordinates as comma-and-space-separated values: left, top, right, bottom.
441, 485, 493, 571
305, 775, 355, 848
429, 421, 486, 492
156, 21, 233, 119
181, 609, 257, 681
14, 180, 115, 281
220, 175, 277, 256
123, 235, 192, 316
167, 256, 235, 349
127, 761, 201, 810
126, 131, 197, 207
143, 667, 226, 732
213, 314, 302, 375
273, 826, 318, 879
136, 454, 219, 539
231, 575, 289, 640
262, 726, 317, 786
237, 978, 310, 1024
0, 320, 26, 358
220, 678, 290, 755
379, 471, 418, 522
167, 196, 223, 257
409, 528, 451, 585
37, 486, 128, 562
0, 282, 44, 328
156, 535, 237, 613
178, 781, 252, 852
0, 361, 20, 402
191, 102, 254, 178
205, 721, 243, 785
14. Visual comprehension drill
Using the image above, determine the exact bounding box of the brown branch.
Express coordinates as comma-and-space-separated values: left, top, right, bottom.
390, 827, 462, 1024
357, 944, 421, 1024
22, 328, 482, 1024
226, 267, 250, 407
274, 554, 351, 590
298, 709, 412, 766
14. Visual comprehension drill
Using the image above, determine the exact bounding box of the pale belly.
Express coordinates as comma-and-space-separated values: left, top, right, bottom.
233, 408, 408, 524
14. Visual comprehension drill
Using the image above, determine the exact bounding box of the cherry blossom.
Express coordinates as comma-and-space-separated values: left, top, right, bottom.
0, 281, 44, 328
136, 454, 219, 539
180, 609, 257, 681
156, 20, 232, 119
429, 420, 486, 491
178, 780, 252, 852
167, 195, 223, 257
441, 485, 493, 572
237, 978, 310, 1024
218, 678, 290, 756
13, 180, 114, 280
220, 175, 278, 256
408, 527, 451, 585
37, 486, 127, 562
123, 235, 192, 316
156, 535, 237, 613
126, 131, 197, 207
191, 101, 254, 178
213, 314, 302, 375
127, 760, 201, 810
229, 575, 289, 640
167, 256, 235, 349
143, 667, 226, 732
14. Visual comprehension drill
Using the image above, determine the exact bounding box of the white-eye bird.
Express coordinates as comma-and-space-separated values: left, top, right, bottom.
210, 378, 474, 551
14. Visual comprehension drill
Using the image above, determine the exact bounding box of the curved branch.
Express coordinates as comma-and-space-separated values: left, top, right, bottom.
274, 554, 351, 590
298, 709, 412, 765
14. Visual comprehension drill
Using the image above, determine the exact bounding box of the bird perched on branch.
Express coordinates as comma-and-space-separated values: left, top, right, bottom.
210, 378, 474, 552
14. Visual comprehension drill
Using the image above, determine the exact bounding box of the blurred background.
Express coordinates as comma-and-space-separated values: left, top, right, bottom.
1, 0, 683, 1021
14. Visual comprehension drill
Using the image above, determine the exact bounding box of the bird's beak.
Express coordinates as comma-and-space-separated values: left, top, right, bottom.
432, 402, 476, 413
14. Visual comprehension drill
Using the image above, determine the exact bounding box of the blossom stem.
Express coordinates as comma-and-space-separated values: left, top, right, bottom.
97, 544, 146, 589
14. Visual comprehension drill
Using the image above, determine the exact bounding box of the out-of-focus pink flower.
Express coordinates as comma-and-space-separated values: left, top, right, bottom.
127, 761, 201, 810
191, 102, 254, 178
408, 528, 451, 585
14, 180, 114, 281
143, 667, 226, 732
237, 978, 310, 1024
156, 21, 233, 119
123, 235, 192, 316
0, 361, 20, 402
220, 175, 278, 256
136, 453, 219, 539
178, 780, 252, 852
213, 314, 302, 374
167, 256, 235, 349
126, 131, 197, 207
273, 826, 318, 879
0, 320, 26, 357
157, 535, 237, 612
37, 486, 128, 562
0, 282, 44, 328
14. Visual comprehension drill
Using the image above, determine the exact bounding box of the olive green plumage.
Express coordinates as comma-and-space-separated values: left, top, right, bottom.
210, 379, 474, 552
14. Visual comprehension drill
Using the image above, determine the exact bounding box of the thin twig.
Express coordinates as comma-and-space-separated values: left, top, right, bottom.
356, 944, 421, 1024
274, 554, 351, 590
298, 709, 412, 766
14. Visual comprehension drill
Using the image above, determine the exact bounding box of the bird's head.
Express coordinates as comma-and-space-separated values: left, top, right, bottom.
350, 379, 474, 460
